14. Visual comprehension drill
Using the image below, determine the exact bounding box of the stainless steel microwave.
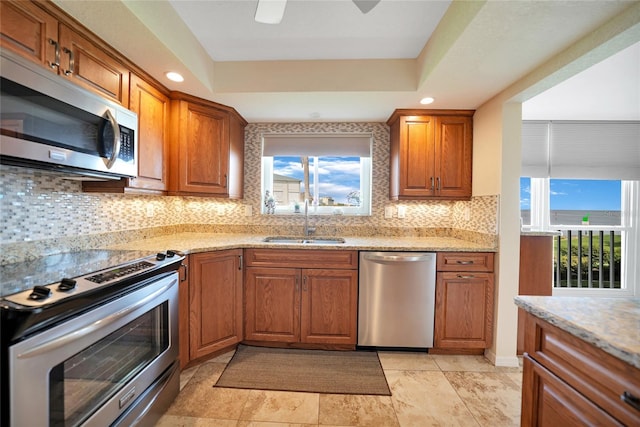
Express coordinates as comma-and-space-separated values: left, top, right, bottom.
0, 51, 138, 179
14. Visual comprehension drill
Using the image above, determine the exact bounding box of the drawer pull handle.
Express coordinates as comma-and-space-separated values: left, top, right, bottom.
622, 391, 640, 411
456, 260, 474, 265
48, 38, 60, 69
457, 275, 475, 279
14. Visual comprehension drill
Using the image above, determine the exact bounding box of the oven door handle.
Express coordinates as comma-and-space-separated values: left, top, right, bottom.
16, 279, 176, 359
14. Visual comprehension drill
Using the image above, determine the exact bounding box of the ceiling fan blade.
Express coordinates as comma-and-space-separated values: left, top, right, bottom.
255, 0, 287, 24
353, 0, 381, 14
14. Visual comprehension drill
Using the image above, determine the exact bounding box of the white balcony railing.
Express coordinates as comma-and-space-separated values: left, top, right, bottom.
553, 229, 622, 289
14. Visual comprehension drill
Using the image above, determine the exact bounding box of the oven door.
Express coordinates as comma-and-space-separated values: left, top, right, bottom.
9, 273, 178, 427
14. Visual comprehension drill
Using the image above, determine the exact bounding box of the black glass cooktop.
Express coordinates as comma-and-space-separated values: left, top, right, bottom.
0, 249, 155, 298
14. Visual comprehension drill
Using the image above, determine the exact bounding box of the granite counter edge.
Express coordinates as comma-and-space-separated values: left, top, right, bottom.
514, 296, 639, 370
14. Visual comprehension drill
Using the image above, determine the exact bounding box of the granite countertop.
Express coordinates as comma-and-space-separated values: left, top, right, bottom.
515, 296, 640, 369
520, 230, 562, 237
104, 232, 495, 254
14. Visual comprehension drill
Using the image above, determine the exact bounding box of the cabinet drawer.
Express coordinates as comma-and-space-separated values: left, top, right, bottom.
522, 355, 622, 426
525, 313, 640, 425
436, 252, 494, 272
245, 249, 358, 269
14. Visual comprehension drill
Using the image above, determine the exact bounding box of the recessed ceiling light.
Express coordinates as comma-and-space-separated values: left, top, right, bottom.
166, 72, 184, 82
420, 97, 435, 105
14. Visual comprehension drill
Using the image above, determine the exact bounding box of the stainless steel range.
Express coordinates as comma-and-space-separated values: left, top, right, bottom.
0, 249, 186, 427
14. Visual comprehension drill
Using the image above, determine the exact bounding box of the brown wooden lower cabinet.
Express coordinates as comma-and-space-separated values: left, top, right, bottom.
522, 355, 621, 426
517, 234, 554, 354
182, 250, 243, 366
244, 249, 358, 348
521, 311, 640, 426
433, 252, 495, 353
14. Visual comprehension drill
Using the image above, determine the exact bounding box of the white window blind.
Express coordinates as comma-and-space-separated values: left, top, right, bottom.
262, 133, 372, 157
521, 121, 549, 177
522, 121, 640, 179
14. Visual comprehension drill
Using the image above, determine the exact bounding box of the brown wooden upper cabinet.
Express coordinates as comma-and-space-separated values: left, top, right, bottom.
387, 109, 474, 200
169, 92, 246, 198
83, 74, 171, 194
1, 1, 130, 106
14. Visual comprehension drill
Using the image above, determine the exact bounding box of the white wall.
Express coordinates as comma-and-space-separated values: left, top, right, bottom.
470, 3, 639, 366
472, 97, 522, 367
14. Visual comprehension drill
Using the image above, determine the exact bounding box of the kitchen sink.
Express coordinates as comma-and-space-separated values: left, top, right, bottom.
262, 236, 345, 244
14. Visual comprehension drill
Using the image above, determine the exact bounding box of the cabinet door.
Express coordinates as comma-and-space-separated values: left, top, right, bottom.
189, 250, 243, 360
398, 115, 436, 197
521, 355, 622, 426
174, 101, 230, 195
227, 112, 245, 199
0, 0, 58, 71
128, 74, 169, 191
245, 267, 300, 343
434, 272, 494, 349
434, 116, 472, 199
57, 24, 130, 105
300, 269, 358, 345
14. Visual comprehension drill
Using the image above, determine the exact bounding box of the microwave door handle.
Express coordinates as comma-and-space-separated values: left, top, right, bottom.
104, 109, 121, 169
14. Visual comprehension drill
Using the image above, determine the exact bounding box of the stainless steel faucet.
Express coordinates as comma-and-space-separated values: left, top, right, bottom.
304, 199, 316, 236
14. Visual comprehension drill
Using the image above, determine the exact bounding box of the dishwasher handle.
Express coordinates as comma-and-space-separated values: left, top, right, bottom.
363, 253, 434, 263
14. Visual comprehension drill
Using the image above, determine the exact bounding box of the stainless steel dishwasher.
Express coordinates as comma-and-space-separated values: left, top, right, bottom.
358, 252, 437, 348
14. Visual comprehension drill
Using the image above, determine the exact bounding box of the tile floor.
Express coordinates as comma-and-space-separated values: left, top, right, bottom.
156, 350, 523, 427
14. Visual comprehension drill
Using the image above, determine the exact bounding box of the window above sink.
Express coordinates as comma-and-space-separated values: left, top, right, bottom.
260, 133, 372, 216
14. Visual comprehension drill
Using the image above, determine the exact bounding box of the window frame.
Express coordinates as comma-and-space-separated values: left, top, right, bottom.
260, 136, 373, 216
522, 177, 638, 297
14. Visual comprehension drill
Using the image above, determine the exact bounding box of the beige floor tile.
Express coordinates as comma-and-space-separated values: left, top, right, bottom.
179, 365, 200, 390
506, 372, 523, 386
385, 370, 479, 426
207, 349, 237, 364
240, 390, 319, 424
167, 363, 251, 419
319, 394, 399, 426
445, 372, 522, 427
156, 414, 239, 426
431, 355, 497, 372
237, 422, 317, 427
377, 351, 439, 371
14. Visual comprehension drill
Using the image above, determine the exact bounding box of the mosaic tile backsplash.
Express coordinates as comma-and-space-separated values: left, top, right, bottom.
1, 122, 498, 263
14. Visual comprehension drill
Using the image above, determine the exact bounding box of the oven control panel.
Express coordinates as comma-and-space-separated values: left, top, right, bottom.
3, 251, 183, 308
86, 261, 155, 284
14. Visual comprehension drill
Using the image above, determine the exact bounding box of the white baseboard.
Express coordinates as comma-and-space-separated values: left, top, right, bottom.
484, 349, 521, 367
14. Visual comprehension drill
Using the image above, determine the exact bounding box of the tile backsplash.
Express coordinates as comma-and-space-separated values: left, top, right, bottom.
0, 122, 498, 263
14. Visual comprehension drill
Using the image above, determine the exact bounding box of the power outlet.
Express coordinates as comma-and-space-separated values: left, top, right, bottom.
145, 205, 154, 218
244, 205, 253, 216
397, 206, 406, 219
384, 206, 394, 219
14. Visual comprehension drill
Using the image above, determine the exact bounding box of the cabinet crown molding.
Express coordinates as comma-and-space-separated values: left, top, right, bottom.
386, 109, 475, 126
